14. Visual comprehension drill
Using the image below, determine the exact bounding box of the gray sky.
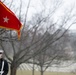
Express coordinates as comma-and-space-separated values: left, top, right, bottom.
2, 0, 76, 30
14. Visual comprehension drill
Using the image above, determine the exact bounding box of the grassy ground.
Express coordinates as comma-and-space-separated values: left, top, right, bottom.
11, 70, 75, 75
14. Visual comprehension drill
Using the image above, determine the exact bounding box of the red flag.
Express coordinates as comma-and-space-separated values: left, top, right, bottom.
0, 1, 22, 39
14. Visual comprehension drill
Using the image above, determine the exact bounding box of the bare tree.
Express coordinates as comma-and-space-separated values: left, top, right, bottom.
0, 0, 76, 75
30, 30, 71, 75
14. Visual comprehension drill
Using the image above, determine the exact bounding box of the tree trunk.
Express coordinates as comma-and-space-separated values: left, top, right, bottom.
41, 71, 44, 75
32, 63, 35, 75
40, 66, 44, 75
10, 64, 17, 75
32, 57, 35, 75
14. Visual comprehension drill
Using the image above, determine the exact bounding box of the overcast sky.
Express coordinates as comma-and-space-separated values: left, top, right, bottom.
2, 0, 76, 30
63, 0, 76, 30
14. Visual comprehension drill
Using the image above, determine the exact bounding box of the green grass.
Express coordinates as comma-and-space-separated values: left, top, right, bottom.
12, 70, 75, 75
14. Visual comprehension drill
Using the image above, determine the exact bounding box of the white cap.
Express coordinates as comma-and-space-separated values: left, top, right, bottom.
0, 50, 4, 53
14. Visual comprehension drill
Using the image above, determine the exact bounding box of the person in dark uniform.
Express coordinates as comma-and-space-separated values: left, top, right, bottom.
0, 50, 9, 75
